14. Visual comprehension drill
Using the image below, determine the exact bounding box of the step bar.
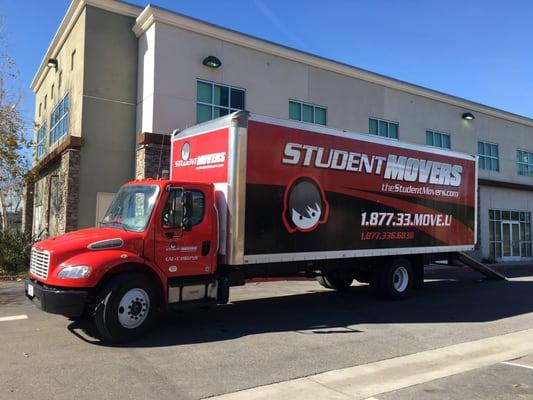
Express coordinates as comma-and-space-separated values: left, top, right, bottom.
451, 252, 508, 281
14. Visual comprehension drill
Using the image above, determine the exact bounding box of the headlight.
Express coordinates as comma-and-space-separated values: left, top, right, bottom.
57, 265, 92, 279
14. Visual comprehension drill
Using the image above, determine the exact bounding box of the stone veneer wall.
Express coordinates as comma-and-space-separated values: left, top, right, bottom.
21, 181, 35, 234
135, 143, 171, 180
59, 149, 80, 233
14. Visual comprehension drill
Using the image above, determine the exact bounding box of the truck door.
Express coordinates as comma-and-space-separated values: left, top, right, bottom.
154, 186, 217, 277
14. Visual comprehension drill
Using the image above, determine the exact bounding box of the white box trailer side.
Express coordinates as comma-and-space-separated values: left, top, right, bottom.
172, 111, 477, 266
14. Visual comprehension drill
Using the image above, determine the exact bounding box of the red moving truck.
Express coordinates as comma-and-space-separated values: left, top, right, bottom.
26, 112, 477, 342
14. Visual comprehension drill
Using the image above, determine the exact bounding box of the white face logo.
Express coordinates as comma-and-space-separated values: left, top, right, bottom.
291, 202, 322, 230
181, 142, 190, 161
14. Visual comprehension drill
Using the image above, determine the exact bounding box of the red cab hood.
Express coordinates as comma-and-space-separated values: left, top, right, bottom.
31, 228, 146, 285
34, 227, 142, 253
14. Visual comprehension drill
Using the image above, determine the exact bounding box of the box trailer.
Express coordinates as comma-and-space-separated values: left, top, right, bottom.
26, 111, 499, 343
172, 112, 477, 266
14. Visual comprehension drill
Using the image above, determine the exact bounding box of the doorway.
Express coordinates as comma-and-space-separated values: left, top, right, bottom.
502, 221, 521, 261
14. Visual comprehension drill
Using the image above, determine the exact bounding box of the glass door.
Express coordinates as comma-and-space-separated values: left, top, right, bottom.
502, 221, 521, 261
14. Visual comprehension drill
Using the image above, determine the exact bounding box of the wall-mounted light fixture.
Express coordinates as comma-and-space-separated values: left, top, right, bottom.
202, 55, 222, 69
462, 112, 475, 121
47, 58, 58, 69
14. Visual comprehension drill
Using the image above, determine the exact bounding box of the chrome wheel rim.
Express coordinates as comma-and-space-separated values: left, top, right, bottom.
393, 266, 409, 292
117, 288, 150, 329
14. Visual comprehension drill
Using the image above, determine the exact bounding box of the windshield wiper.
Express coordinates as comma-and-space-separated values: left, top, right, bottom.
99, 220, 130, 232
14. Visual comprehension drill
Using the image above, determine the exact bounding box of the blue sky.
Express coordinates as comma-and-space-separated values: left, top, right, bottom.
1, 0, 532, 138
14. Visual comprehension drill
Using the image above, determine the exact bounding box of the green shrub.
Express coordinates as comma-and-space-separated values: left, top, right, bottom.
0, 230, 34, 275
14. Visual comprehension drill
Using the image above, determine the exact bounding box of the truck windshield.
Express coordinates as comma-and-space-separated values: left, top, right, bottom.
100, 185, 160, 232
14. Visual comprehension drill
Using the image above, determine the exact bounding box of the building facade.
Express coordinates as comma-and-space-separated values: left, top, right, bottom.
27, 0, 533, 262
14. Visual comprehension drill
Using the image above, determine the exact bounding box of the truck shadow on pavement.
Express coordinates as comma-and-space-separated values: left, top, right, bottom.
67, 268, 533, 347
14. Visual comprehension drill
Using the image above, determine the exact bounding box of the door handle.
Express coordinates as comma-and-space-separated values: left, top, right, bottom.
201, 240, 211, 256
165, 231, 175, 239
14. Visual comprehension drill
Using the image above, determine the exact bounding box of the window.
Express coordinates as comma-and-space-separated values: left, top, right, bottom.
58, 71, 62, 92
288, 100, 327, 125
38, 103, 42, 117
71, 50, 76, 71
517, 150, 533, 177
101, 185, 160, 232
478, 141, 499, 171
426, 130, 451, 149
36, 123, 47, 159
162, 189, 205, 228
44, 95, 47, 110
489, 209, 532, 259
49, 94, 69, 146
189, 191, 205, 225
196, 80, 245, 123
369, 117, 398, 139
51, 84, 54, 100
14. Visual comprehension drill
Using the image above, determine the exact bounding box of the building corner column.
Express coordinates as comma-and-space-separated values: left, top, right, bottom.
135, 133, 171, 179
21, 180, 35, 234
60, 148, 81, 233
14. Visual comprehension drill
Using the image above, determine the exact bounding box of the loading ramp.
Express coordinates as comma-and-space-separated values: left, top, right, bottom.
451, 252, 508, 281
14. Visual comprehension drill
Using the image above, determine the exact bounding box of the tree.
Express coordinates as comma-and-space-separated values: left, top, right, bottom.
0, 26, 32, 231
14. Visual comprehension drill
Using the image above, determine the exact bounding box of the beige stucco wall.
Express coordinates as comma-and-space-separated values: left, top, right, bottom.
31, 5, 138, 233
77, 6, 138, 229
31, 9, 86, 236
33, 8, 86, 157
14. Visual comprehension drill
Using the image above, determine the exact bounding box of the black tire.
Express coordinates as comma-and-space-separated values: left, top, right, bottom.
316, 271, 353, 291
94, 273, 159, 343
372, 258, 413, 300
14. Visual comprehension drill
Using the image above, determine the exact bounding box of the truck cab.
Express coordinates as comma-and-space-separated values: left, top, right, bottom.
26, 179, 221, 342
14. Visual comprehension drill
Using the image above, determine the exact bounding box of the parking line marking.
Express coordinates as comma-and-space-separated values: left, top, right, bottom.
205, 328, 533, 400
0, 314, 28, 322
501, 361, 533, 371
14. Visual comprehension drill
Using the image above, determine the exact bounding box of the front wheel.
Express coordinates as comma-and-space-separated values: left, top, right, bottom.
94, 273, 159, 343
372, 258, 413, 300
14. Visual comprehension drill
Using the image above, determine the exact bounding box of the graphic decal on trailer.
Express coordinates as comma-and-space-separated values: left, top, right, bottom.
282, 175, 329, 233
244, 120, 476, 255
171, 128, 229, 182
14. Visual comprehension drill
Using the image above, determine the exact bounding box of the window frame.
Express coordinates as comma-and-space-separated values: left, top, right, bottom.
288, 99, 327, 126
36, 122, 47, 159
161, 188, 205, 229
71, 49, 76, 71
368, 117, 399, 139
517, 149, 533, 177
49, 93, 70, 147
477, 140, 500, 172
196, 79, 246, 124
426, 129, 451, 149
489, 208, 532, 259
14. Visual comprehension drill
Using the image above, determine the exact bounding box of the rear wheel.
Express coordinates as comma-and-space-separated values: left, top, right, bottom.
94, 273, 159, 343
372, 258, 413, 300
317, 270, 353, 291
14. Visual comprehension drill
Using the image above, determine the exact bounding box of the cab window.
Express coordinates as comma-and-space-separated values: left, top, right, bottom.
161, 190, 205, 228
189, 191, 205, 225
162, 190, 182, 228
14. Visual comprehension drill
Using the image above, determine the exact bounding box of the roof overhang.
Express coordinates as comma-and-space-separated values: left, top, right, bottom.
132, 5, 533, 128
30, 0, 142, 93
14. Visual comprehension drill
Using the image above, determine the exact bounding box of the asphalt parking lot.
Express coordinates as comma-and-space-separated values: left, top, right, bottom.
1, 266, 533, 400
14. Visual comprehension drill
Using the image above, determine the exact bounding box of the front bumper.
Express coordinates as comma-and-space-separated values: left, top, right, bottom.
25, 278, 89, 317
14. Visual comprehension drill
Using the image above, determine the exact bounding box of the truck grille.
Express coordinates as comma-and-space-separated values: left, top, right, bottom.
30, 249, 50, 280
